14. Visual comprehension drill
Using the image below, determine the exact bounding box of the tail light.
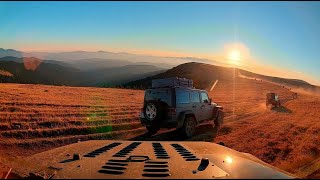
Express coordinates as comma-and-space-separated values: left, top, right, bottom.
169, 108, 176, 114
141, 108, 144, 112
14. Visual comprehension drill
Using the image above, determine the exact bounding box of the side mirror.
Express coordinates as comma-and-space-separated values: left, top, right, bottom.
209, 98, 212, 104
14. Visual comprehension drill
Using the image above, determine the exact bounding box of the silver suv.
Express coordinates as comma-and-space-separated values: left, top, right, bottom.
140, 81, 224, 138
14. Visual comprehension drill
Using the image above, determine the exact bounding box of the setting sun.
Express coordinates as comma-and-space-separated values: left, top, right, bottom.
224, 42, 251, 67
228, 49, 241, 62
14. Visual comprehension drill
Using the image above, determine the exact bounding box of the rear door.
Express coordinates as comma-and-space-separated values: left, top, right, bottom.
175, 88, 193, 119
190, 91, 202, 121
200, 91, 214, 120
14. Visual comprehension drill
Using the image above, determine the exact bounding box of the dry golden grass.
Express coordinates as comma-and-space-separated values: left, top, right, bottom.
213, 94, 320, 178
0, 84, 145, 164
210, 79, 320, 177
0, 78, 319, 178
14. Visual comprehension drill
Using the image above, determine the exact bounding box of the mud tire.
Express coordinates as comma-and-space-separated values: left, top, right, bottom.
182, 116, 196, 138
214, 110, 224, 128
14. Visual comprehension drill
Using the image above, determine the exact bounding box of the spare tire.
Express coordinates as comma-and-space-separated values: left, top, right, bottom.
144, 101, 167, 122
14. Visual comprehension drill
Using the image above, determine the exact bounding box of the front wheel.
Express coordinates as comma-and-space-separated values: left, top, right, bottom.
214, 110, 224, 128
182, 116, 196, 138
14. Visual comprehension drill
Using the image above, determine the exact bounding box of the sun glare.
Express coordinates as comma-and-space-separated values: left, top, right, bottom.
227, 49, 242, 66
225, 156, 233, 164
224, 42, 250, 67
228, 50, 241, 62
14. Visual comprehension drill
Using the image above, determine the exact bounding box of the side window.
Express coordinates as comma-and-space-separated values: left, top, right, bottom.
191, 91, 200, 103
176, 89, 190, 104
200, 92, 209, 103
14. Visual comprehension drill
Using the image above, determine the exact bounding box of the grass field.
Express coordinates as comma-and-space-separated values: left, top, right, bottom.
0, 78, 320, 178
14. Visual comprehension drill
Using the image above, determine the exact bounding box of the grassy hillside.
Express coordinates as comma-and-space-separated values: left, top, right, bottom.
1, 79, 320, 178
124, 62, 320, 95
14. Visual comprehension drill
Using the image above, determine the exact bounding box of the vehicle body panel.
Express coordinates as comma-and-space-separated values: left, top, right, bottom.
11, 140, 298, 179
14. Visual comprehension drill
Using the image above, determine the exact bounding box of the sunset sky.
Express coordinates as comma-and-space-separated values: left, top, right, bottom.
1, 1, 320, 85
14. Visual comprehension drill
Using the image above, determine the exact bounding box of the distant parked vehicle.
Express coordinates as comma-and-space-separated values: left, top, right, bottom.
140, 77, 224, 138
266, 92, 281, 108
292, 92, 298, 99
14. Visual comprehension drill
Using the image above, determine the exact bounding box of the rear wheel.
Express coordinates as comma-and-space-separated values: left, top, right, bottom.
182, 116, 196, 138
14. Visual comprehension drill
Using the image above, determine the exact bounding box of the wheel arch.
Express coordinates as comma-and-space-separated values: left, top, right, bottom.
213, 105, 224, 119
177, 110, 197, 129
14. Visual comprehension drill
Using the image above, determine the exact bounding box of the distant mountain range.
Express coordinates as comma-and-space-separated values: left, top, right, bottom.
0, 58, 83, 86
0, 48, 319, 94
0, 48, 229, 86
0, 56, 165, 87
0, 48, 225, 69
0, 56, 74, 68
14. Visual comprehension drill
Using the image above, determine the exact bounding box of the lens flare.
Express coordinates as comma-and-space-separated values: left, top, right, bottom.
225, 156, 233, 164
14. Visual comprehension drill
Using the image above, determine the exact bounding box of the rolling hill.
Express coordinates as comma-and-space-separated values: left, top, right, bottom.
68, 58, 133, 71
238, 69, 320, 93
124, 62, 320, 94
0, 60, 319, 178
81, 65, 166, 87
1, 79, 320, 178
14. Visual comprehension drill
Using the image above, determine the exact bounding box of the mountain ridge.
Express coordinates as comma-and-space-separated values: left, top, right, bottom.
0, 57, 165, 87
124, 62, 320, 94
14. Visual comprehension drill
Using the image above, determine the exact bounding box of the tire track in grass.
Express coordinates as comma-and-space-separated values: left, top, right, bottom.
0, 127, 146, 150
0, 122, 143, 139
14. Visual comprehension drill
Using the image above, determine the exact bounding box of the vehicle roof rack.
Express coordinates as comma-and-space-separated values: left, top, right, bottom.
151, 77, 194, 88
149, 86, 195, 89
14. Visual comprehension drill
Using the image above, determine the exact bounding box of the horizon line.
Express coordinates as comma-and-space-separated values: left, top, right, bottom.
1, 47, 319, 86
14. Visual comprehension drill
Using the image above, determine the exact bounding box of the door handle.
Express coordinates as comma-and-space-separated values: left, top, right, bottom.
200, 105, 205, 109
192, 105, 197, 108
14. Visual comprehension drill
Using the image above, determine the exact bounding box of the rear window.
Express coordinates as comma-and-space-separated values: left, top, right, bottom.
176, 88, 190, 104
145, 89, 172, 106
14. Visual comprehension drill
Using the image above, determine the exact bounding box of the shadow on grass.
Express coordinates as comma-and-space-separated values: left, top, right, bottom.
271, 106, 293, 113
59, 158, 77, 164
130, 122, 219, 142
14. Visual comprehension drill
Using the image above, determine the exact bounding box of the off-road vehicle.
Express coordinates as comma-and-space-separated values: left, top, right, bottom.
140, 77, 224, 138
266, 92, 281, 107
